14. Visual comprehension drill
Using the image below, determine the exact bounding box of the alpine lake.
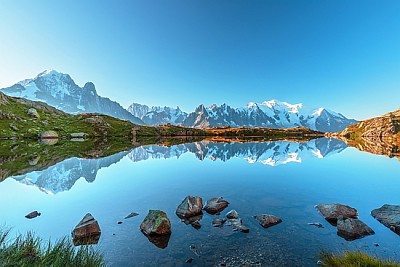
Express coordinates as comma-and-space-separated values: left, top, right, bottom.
0, 137, 399, 266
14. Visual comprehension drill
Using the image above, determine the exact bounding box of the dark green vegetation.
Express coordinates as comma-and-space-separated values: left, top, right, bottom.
0, 229, 104, 267
320, 251, 400, 267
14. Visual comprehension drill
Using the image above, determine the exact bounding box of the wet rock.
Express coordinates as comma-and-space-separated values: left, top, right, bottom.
254, 214, 282, 228
237, 225, 250, 233
140, 210, 171, 236
371, 204, 400, 235
315, 203, 358, 225
125, 212, 139, 219
336, 216, 374, 241
204, 197, 229, 214
38, 130, 58, 139
189, 244, 200, 257
308, 222, 324, 228
227, 218, 242, 228
72, 213, 101, 246
185, 257, 194, 263
27, 108, 40, 118
117, 221, 123, 224
176, 195, 203, 218
226, 209, 239, 219
212, 218, 227, 227
25, 210, 41, 219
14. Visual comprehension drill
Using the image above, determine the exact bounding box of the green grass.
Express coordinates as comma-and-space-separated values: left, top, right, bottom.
320, 251, 400, 267
0, 229, 104, 267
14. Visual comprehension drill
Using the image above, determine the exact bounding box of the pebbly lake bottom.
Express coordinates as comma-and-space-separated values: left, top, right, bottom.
0, 139, 399, 266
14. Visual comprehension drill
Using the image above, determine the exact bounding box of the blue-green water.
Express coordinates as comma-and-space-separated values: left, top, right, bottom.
1, 138, 399, 266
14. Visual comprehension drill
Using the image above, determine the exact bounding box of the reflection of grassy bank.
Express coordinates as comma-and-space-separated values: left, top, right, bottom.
320, 251, 400, 267
0, 229, 104, 266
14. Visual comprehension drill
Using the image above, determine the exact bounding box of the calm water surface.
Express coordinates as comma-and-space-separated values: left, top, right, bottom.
0, 138, 399, 266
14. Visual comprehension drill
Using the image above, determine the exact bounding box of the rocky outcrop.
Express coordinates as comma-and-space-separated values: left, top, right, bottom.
254, 214, 282, 228
336, 216, 374, 241
0, 91, 9, 105
204, 197, 229, 214
140, 210, 171, 236
72, 213, 101, 246
371, 204, 400, 235
315, 203, 358, 225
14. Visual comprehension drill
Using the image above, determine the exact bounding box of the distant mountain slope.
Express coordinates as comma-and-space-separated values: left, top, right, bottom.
128, 100, 357, 132
1, 70, 143, 125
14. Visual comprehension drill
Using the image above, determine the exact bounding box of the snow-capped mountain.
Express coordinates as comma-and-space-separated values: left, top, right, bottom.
128, 138, 347, 166
12, 151, 129, 194
1, 70, 143, 124
128, 103, 187, 125
127, 100, 356, 132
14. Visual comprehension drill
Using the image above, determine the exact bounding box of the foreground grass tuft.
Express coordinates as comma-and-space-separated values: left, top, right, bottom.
321, 251, 400, 267
0, 229, 104, 267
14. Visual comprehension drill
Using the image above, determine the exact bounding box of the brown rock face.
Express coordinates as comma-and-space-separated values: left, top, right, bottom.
336, 216, 375, 241
72, 213, 101, 246
254, 214, 282, 228
371, 204, 400, 235
204, 197, 229, 214
176, 195, 203, 219
316, 203, 358, 225
140, 210, 171, 236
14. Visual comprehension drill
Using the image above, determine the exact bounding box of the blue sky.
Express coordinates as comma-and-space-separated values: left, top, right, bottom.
0, 0, 399, 120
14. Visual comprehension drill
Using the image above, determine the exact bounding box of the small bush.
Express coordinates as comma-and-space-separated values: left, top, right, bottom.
320, 251, 400, 267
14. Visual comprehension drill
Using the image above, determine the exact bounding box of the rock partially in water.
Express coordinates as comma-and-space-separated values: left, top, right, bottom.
371, 204, 400, 235
226, 209, 239, 219
140, 210, 171, 236
308, 222, 324, 228
315, 203, 358, 225
212, 218, 227, 227
38, 130, 58, 139
145, 233, 171, 249
336, 216, 375, 241
25, 210, 41, 219
72, 213, 101, 246
125, 212, 139, 219
204, 197, 229, 214
176, 195, 203, 218
27, 108, 40, 118
254, 214, 282, 228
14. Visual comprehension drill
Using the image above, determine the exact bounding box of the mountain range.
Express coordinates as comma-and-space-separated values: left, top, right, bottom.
1, 70, 356, 132
128, 100, 357, 132
0, 70, 144, 125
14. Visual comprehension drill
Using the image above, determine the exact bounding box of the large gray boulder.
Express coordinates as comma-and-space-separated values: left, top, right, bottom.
316, 203, 358, 225
371, 204, 400, 235
38, 130, 58, 139
72, 213, 101, 246
336, 216, 374, 241
27, 108, 40, 118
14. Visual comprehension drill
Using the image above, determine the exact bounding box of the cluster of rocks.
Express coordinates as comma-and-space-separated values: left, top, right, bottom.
316, 203, 374, 241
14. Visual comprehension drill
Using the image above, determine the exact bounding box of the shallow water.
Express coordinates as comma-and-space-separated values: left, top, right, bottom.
1, 138, 399, 266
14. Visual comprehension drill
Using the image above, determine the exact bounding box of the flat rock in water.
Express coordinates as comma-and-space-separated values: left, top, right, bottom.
25, 210, 41, 219
336, 216, 374, 241
315, 203, 358, 225
371, 204, 400, 235
212, 218, 227, 227
176, 195, 203, 219
72, 213, 101, 246
140, 210, 171, 236
254, 214, 282, 228
203, 197, 229, 214
125, 212, 139, 219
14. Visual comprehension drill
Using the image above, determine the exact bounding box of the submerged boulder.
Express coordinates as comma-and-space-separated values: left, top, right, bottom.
254, 214, 282, 228
226, 209, 239, 219
336, 216, 375, 241
315, 203, 358, 225
140, 210, 171, 236
204, 197, 229, 214
176, 196, 203, 218
72, 213, 101, 246
371, 204, 400, 235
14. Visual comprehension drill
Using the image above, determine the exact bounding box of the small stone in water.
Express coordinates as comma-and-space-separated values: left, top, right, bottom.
185, 257, 194, 263
25, 211, 41, 219
125, 212, 139, 219
117, 221, 123, 224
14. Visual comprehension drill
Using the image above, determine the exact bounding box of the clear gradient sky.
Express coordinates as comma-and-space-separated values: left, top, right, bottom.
1, 0, 399, 120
